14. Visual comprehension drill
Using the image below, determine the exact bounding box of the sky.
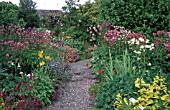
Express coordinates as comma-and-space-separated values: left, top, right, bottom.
0, 0, 95, 10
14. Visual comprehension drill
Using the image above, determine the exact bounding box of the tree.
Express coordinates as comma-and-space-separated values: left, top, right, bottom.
18, 0, 40, 28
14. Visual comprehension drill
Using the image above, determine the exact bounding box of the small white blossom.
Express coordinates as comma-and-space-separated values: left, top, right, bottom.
131, 38, 136, 42
148, 63, 151, 66
146, 39, 149, 43
140, 45, 145, 49
139, 37, 144, 42
127, 41, 131, 44
139, 106, 145, 110
11, 62, 14, 65
145, 45, 151, 49
18, 63, 21, 68
129, 98, 136, 104
137, 57, 141, 60
134, 50, 141, 54
136, 41, 140, 45
151, 43, 154, 46
149, 48, 153, 50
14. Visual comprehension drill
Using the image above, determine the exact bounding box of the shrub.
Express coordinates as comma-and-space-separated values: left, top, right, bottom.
98, 0, 170, 35
18, 0, 40, 28
0, 1, 25, 27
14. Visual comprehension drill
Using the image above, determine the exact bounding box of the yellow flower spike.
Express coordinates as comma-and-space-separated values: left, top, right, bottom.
45, 56, 51, 60
38, 51, 43, 58
39, 61, 45, 66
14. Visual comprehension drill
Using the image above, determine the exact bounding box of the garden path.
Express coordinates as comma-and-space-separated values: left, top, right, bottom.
44, 59, 97, 110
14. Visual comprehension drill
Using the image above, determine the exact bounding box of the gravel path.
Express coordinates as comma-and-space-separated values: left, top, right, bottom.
43, 59, 96, 110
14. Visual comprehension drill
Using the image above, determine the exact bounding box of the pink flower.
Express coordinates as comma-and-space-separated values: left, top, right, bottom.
153, 33, 157, 37
8, 61, 12, 64
167, 53, 170, 57
164, 42, 170, 51
15, 58, 19, 63
19, 72, 23, 75
6, 54, 9, 57
129, 47, 133, 50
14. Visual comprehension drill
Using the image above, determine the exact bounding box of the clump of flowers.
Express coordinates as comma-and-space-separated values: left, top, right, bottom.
37, 51, 51, 67
62, 45, 79, 63
104, 26, 131, 45
114, 76, 170, 110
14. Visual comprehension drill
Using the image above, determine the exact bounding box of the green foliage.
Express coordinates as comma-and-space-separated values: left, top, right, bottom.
31, 68, 55, 106
77, 1, 99, 24
18, 0, 40, 28
98, 0, 170, 35
89, 82, 103, 96
0, 1, 25, 27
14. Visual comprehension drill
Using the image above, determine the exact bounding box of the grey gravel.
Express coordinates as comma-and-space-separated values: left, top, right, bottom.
43, 59, 96, 110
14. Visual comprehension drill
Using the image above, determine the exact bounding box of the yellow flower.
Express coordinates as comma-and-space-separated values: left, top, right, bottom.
38, 51, 43, 58
161, 94, 170, 101
66, 36, 72, 39
135, 78, 141, 88
45, 56, 51, 60
39, 61, 45, 66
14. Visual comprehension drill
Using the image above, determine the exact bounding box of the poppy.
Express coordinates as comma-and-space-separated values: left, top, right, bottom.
86, 63, 89, 66
98, 70, 102, 74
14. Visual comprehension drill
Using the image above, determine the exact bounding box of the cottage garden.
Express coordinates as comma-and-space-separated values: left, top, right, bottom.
0, 0, 170, 110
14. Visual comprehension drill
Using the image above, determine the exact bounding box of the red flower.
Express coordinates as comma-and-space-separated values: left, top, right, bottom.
98, 70, 102, 74
86, 63, 89, 66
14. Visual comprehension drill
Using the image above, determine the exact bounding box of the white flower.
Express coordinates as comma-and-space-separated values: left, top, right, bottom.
18, 63, 21, 68
151, 43, 154, 46
146, 39, 149, 43
149, 48, 153, 50
139, 106, 145, 110
134, 50, 141, 54
139, 37, 144, 42
137, 57, 141, 60
151, 47, 155, 50
136, 41, 140, 45
27, 74, 30, 77
78, 20, 81, 22
140, 45, 145, 49
11, 62, 14, 65
129, 98, 136, 104
133, 66, 136, 70
127, 41, 131, 44
148, 63, 151, 66
145, 45, 151, 49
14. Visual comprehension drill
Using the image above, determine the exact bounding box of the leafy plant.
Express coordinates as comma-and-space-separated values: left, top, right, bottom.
98, 0, 170, 35
31, 68, 55, 106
